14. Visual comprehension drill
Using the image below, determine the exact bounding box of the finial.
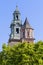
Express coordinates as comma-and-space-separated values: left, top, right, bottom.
15, 5, 18, 11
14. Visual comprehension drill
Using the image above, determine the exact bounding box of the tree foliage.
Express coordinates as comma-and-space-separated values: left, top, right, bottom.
0, 41, 43, 65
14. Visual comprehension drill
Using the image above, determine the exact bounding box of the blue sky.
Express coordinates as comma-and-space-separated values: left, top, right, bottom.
0, 0, 43, 51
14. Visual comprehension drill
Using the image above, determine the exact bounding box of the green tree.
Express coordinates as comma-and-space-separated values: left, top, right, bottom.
0, 41, 43, 65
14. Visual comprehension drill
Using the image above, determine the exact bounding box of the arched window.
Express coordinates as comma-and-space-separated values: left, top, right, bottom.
16, 28, 19, 34
16, 15, 18, 20
27, 31, 29, 37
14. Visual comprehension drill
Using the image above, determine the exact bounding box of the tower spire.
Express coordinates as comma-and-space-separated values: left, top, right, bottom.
15, 5, 18, 11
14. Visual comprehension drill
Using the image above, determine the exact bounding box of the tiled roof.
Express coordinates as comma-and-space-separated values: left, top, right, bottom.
24, 17, 32, 28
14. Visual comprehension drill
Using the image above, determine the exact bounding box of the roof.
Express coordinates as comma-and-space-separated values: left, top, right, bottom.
23, 17, 32, 28
14, 6, 20, 14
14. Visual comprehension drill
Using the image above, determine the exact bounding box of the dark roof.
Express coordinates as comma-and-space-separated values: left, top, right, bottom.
23, 17, 33, 29
14, 6, 20, 14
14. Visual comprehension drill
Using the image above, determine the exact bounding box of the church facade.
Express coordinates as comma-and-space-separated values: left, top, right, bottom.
8, 6, 35, 46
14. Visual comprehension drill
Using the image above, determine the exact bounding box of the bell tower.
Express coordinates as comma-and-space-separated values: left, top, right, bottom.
9, 6, 22, 46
